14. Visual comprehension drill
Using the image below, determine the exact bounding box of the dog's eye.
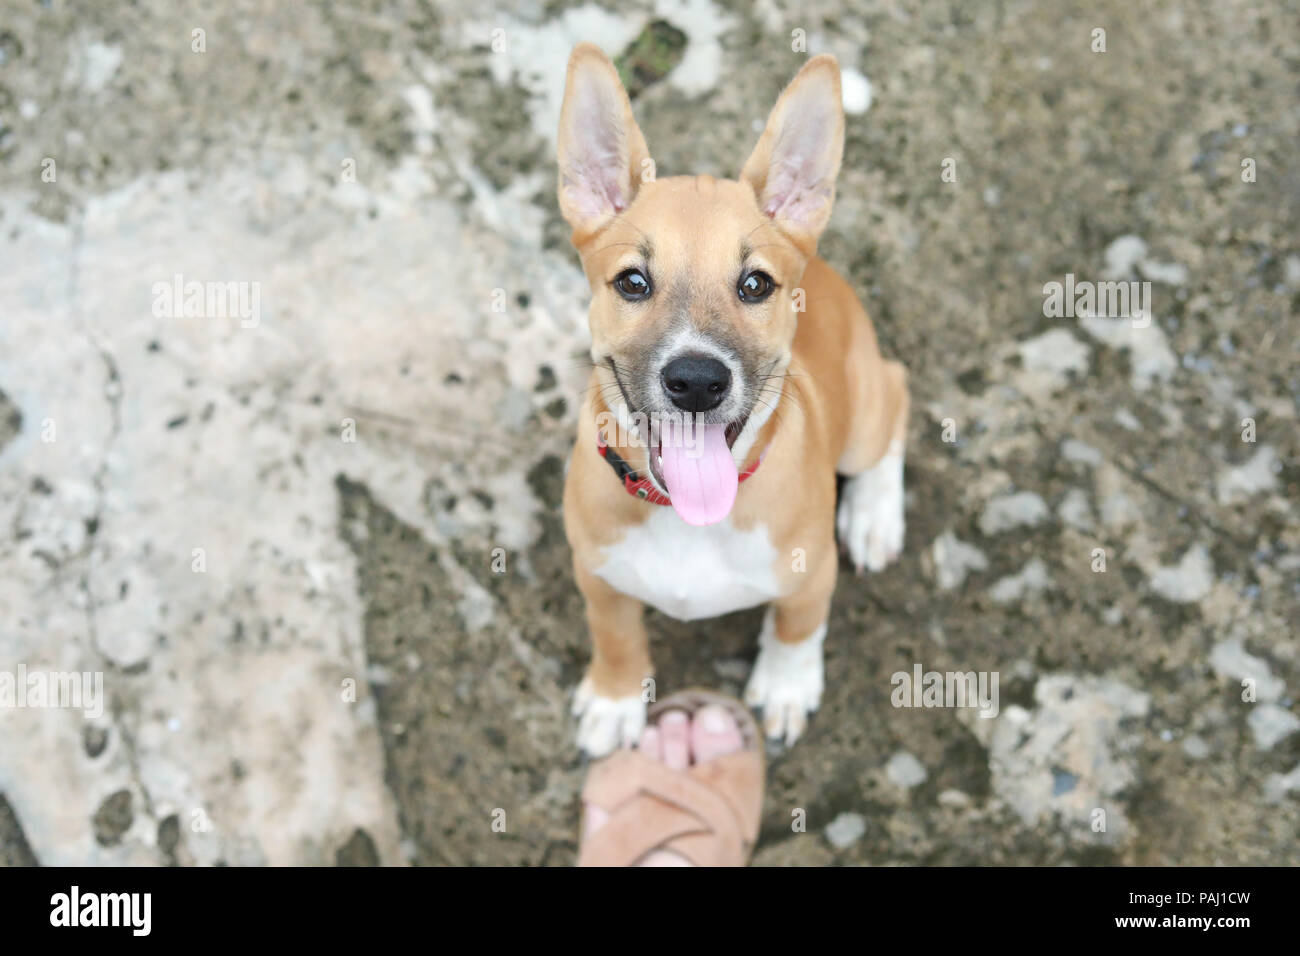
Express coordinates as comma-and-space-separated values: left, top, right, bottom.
738, 271, 775, 303
612, 269, 652, 301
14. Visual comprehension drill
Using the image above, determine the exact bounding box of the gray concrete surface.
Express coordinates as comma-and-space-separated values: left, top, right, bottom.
0, 0, 1297, 865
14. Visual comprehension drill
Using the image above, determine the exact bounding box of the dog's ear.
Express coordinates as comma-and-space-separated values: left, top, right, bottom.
740, 55, 844, 248
556, 44, 651, 240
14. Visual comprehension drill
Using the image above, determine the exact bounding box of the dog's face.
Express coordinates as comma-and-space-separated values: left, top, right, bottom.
557, 45, 844, 494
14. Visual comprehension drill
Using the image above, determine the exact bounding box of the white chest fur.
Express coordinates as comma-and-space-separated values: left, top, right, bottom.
593, 508, 783, 621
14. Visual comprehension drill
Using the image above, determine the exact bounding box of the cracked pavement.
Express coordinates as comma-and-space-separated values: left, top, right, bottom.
0, 0, 1297, 865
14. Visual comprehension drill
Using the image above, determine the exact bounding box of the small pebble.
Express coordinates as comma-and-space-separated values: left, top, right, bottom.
824, 812, 866, 849
1248, 705, 1300, 751
886, 750, 928, 788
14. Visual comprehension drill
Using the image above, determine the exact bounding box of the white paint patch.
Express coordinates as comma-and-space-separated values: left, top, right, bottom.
885, 750, 928, 788
972, 674, 1150, 846
1102, 234, 1148, 278
1216, 445, 1279, 504
840, 68, 873, 114
932, 530, 987, 591
1114, 408, 1141, 431
825, 811, 866, 847
471, 6, 647, 141
1209, 640, 1284, 702
1148, 544, 1213, 603
400, 84, 438, 153
1061, 438, 1102, 467
656, 0, 734, 96
1057, 488, 1095, 532
594, 508, 782, 621
74, 41, 123, 93
1264, 765, 1300, 805
989, 558, 1053, 604
0, 130, 591, 862
1079, 314, 1177, 390
1099, 488, 1141, 529
837, 442, 905, 571
474, 1, 733, 139
1102, 234, 1188, 285
978, 490, 1048, 535
1285, 254, 1300, 288
1139, 258, 1188, 286
1248, 704, 1300, 751
744, 608, 825, 744
1016, 328, 1091, 393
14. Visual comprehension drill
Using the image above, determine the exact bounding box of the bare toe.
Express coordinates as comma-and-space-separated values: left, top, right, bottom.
690, 704, 744, 762
638, 724, 663, 762
658, 709, 691, 771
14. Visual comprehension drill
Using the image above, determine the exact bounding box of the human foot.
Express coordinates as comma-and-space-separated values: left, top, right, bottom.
577, 691, 764, 867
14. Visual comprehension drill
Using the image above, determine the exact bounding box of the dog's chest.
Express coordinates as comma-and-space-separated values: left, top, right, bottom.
593, 509, 783, 621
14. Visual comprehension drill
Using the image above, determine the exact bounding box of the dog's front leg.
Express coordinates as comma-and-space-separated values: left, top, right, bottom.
744, 552, 836, 745
571, 563, 652, 757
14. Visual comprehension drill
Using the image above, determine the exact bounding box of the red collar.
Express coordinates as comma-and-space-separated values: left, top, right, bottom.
596, 430, 763, 506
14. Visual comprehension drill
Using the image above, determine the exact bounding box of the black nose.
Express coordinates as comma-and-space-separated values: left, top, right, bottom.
660, 355, 731, 412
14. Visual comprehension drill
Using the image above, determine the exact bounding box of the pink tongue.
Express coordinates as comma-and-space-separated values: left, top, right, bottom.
657, 421, 738, 526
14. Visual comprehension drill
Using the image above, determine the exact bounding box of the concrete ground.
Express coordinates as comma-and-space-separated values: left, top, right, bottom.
0, 0, 1297, 865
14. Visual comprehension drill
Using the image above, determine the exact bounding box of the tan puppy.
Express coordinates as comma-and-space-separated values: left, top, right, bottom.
558, 45, 908, 755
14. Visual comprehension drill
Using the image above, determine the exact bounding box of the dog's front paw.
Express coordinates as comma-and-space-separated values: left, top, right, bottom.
572, 677, 646, 757
837, 445, 905, 573
743, 611, 825, 745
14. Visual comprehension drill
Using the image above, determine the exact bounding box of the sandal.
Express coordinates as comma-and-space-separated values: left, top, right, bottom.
577, 690, 765, 867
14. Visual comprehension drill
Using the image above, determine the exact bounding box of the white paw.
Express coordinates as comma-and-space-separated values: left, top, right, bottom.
837, 444, 905, 573
743, 610, 825, 745
572, 677, 646, 757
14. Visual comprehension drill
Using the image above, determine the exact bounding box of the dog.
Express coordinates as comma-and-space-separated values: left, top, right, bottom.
557, 44, 909, 756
